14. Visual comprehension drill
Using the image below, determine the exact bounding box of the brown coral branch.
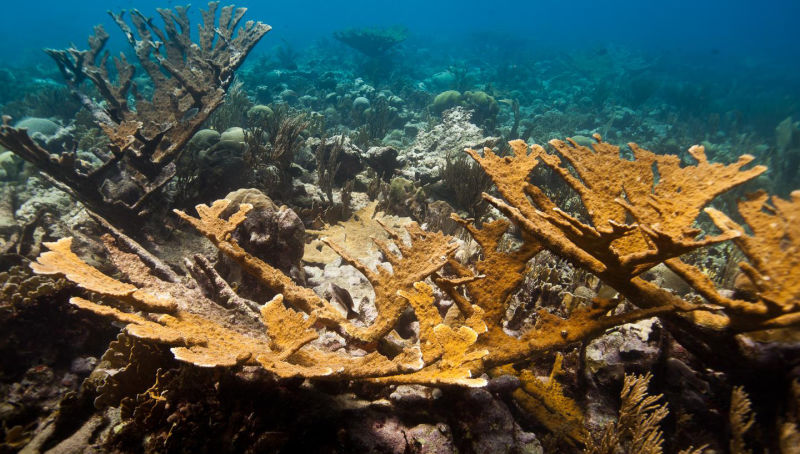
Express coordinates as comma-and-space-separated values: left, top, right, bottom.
471, 138, 797, 334
495, 353, 586, 444
185, 253, 262, 316
483, 299, 674, 366
0, 3, 270, 228
708, 191, 800, 313
31, 234, 430, 382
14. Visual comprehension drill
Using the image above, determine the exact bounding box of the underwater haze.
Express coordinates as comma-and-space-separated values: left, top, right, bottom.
3, 0, 800, 60
3, 0, 799, 167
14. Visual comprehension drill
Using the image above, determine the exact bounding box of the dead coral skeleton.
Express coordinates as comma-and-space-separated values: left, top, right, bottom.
0, 2, 270, 227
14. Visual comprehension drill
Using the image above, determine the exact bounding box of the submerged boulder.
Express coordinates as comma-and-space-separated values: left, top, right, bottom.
0, 150, 23, 181
364, 145, 400, 180
399, 107, 497, 184
187, 129, 221, 151
220, 188, 306, 284
14, 117, 75, 154
312, 135, 364, 185
15, 117, 60, 137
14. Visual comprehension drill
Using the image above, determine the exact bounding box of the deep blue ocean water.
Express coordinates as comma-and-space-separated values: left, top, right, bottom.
3, 0, 799, 64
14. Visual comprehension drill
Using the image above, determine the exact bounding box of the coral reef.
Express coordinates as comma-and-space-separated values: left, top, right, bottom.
0, 2, 270, 228
15, 130, 800, 451
2, 2, 799, 452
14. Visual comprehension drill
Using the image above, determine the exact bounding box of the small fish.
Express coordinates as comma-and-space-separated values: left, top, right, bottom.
328, 283, 359, 319
180, 107, 199, 124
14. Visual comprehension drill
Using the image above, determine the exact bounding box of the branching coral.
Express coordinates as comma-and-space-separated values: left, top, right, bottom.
469, 136, 800, 333
28, 185, 664, 396
673, 190, 800, 329
0, 3, 270, 227
21, 131, 800, 448
25, 193, 669, 403
496, 353, 586, 444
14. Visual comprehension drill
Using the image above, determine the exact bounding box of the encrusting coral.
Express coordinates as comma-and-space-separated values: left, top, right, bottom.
0, 265, 67, 308
0, 2, 270, 227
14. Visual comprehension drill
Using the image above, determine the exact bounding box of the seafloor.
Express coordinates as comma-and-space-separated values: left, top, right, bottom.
1, 3, 799, 454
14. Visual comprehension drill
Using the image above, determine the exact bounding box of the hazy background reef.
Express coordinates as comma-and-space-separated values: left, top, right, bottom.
2, 1, 799, 195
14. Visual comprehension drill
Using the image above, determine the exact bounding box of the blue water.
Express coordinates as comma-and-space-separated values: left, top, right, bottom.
3, 1, 799, 64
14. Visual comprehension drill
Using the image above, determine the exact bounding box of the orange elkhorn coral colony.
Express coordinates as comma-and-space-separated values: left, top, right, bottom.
27, 135, 800, 443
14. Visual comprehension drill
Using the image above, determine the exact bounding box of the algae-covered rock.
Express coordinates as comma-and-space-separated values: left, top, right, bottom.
0, 150, 23, 181
462, 90, 499, 127
431, 90, 462, 114
365, 146, 400, 179
312, 135, 364, 185
400, 107, 497, 184
0, 186, 16, 235
177, 137, 247, 203
188, 129, 221, 151
384, 176, 427, 219
14, 117, 60, 137
388, 177, 414, 200
223, 188, 305, 278
344, 390, 542, 454
585, 318, 662, 386
198, 140, 246, 177
220, 127, 245, 143
246, 104, 274, 123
